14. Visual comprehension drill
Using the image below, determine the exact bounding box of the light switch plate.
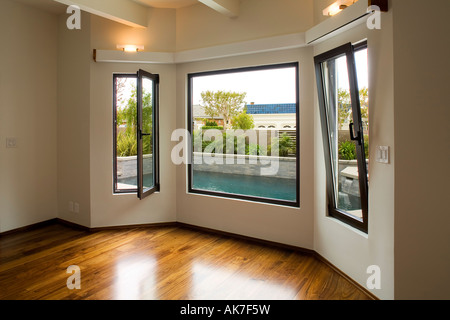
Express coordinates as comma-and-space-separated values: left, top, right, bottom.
376, 146, 390, 164
6, 137, 17, 148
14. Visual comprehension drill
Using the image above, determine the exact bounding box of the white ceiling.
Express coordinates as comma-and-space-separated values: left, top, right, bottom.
132, 0, 199, 9
13, 0, 67, 14
12, 0, 199, 14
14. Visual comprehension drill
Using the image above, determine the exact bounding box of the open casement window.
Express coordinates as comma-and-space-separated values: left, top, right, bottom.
314, 42, 369, 233
113, 69, 160, 199
137, 70, 160, 199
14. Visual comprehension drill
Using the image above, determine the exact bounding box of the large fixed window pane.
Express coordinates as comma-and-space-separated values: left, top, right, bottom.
187, 63, 299, 207
315, 42, 369, 232
113, 70, 160, 199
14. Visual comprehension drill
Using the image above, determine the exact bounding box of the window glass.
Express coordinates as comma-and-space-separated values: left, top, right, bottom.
315, 43, 369, 232
188, 63, 299, 207
114, 75, 138, 193
113, 70, 160, 199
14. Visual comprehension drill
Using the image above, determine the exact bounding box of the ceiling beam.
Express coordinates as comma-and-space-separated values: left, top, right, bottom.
198, 0, 240, 18
54, 0, 149, 28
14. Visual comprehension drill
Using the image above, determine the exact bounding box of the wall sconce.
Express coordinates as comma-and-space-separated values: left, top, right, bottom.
116, 45, 144, 52
323, 0, 358, 16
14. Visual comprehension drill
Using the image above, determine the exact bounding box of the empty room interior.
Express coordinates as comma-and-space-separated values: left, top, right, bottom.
0, 0, 449, 301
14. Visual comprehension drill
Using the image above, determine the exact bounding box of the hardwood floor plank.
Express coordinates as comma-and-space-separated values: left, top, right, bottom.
0, 223, 373, 300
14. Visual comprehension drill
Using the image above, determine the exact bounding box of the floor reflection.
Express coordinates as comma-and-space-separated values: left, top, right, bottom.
191, 262, 298, 300
114, 255, 156, 300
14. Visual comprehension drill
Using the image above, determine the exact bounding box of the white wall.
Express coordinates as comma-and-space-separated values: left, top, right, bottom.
176, 0, 314, 51
312, 13, 395, 300
89, 15, 178, 228
176, 47, 316, 249
91, 8, 176, 52
0, 0, 58, 232
57, 12, 92, 227
88, 61, 177, 227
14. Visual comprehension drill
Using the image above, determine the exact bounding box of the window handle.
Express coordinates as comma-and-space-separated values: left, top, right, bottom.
349, 122, 361, 145
139, 130, 151, 139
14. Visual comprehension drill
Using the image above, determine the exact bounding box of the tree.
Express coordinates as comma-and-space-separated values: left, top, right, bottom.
338, 88, 351, 130
337, 87, 369, 130
200, 90, 247, 129
116, 87, 153, 156
231, 109, 255, 130
359, 87, 369, 125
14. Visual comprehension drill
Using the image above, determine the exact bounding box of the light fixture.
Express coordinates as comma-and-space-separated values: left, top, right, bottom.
116, 45, 144, 52
323, 0, 358, 16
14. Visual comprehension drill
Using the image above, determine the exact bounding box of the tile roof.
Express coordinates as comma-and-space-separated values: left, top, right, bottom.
246, 104, 296, 114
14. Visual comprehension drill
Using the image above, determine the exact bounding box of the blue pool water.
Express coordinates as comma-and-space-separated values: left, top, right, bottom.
118, 174, 153, 189
119, 171, 297, 202
192, 170, 297, 202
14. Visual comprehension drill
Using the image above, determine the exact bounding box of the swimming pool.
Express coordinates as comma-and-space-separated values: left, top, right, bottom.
117, 173, 154, 189
119, 171, 297, 202
192, 170, 297, 202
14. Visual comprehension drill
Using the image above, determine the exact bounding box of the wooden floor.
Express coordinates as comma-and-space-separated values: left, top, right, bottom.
0, 223, 372, 300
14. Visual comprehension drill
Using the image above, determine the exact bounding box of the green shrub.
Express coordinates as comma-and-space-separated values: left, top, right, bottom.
338, 137, 369, 160
364, 135, 369, 159
338, 140, 356, 160
202, 139, 216, 153
247, 143, 266, 156
270, 133, 294, 157
199, 131, 266, 156
201, 126, 224, 130
204, 120, 218, 127
117, 131, 152, 157
117, 131, 137, 157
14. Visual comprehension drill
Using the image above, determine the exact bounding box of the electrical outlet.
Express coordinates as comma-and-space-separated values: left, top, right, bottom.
74, 202, 80, 214
69, 201, 74, 212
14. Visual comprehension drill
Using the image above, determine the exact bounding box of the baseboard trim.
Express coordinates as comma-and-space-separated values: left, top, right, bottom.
0, 218, 60, 236
89, 221, 178, 232
313, 252, 379, 300
55, 218, 91, 231
0, 218, 178, 236
55, 218, 177, 232
1, 218, 378, 300
177, 222, 316, 256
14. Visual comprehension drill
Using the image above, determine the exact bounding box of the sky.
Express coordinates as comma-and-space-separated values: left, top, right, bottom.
337, 49, 369, 91
117, 49, 368, 108
191, 49, 368, 106
192, 67, 298, 105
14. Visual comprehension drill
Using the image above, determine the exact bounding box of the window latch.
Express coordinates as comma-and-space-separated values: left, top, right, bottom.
139, 130, 151, 139
349, 122, 361, 145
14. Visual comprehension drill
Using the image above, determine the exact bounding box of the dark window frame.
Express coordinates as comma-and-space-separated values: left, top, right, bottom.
137, 69, 160, 199
113, 73, 138, 195
187, 62, 300, 208
113, 70, 160, 199
314, 42, 369, 233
